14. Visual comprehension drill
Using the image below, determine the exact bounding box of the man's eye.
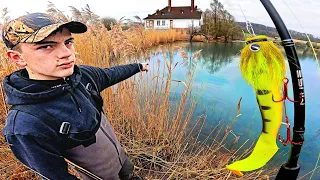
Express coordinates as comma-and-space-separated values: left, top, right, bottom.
66, 41, 74, 45
38, 45, 52, 50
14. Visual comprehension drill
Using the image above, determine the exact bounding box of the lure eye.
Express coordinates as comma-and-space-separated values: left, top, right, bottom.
250, 44, 261, 52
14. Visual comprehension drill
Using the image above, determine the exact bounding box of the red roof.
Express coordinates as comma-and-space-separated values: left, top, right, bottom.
144, 6, 202, 20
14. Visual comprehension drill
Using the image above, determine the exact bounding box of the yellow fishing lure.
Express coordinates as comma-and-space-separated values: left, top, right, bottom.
226, 35, 286, 176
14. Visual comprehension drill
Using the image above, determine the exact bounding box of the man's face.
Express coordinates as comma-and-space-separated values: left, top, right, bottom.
14, 28, 76, 80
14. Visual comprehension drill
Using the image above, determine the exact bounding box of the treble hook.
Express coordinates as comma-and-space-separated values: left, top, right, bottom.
272, 78, 299, 103
278, 116, 303, 146
278, 116, 291, 146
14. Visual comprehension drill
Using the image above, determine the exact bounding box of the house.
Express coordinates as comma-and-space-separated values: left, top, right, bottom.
144, 0, 202, 30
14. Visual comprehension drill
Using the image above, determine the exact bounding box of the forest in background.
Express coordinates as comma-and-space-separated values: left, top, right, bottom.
237, 22, 320, 43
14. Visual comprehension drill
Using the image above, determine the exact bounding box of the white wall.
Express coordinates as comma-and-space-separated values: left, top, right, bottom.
145, 19, 201, 29
173, 19, 201, 28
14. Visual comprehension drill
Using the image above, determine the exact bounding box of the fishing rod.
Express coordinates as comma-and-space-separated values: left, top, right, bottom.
259, 0, 306, 179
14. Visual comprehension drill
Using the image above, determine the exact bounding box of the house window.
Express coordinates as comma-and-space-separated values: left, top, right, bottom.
162, 20, 165, 26
146, 20, 154, 28
157, 21, 160, 26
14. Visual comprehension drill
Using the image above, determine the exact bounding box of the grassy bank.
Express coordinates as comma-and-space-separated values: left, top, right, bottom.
0, 26, 295, 179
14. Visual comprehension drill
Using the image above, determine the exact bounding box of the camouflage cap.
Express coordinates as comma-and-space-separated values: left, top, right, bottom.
2, 12, 87, 49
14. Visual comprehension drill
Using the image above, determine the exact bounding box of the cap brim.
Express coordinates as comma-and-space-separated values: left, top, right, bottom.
26, 21, 87, 43
60, 21, 87, 34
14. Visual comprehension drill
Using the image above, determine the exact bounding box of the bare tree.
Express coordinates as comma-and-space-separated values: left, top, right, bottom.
201, 0, 242, 42
210, 0, 224, 38
101, 16, 117, 30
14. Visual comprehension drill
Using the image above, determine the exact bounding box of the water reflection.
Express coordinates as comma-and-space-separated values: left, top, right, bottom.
147, 42, 318, 74
186, 43, 318, 75
188, 43, 244, 74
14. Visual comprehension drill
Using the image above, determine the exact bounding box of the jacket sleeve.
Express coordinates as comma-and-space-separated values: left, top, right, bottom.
5, 134, 79, 180
80, 64, 141, 92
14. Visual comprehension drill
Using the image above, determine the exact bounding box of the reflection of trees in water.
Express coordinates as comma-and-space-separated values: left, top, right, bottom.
185, 43, 244, 74
147, 43, 318, 76
187, 43, 318, 75
146, 42, 187, 60
278, 46, 318, 61
296, 47, 319, 60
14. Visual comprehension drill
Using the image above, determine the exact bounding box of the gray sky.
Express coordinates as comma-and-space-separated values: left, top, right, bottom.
1, 0, 319, 37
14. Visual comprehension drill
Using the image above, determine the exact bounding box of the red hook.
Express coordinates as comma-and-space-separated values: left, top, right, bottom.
273, 78, 299, 103
275, 78, 303, 146
278, 116, 303, 146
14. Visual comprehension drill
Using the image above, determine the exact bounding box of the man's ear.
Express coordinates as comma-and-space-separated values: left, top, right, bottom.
6, 50, 27, 67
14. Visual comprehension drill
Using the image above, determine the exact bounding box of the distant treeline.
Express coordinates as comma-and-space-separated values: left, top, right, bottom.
237, 22, 320, 43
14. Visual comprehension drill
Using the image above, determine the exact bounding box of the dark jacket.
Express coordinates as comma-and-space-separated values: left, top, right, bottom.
2, 64, 141, 179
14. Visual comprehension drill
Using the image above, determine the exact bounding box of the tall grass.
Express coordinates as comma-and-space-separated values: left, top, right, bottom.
1, 25, 286, 179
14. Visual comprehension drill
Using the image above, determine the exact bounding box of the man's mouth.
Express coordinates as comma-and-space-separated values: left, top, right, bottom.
58, 61, 74, 66
58, 61, 74, 68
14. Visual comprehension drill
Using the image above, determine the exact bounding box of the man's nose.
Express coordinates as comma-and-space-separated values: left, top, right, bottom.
57, 44, 72, 59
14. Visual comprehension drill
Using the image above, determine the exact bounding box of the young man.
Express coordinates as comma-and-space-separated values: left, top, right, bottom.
1, 12, 147, 180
